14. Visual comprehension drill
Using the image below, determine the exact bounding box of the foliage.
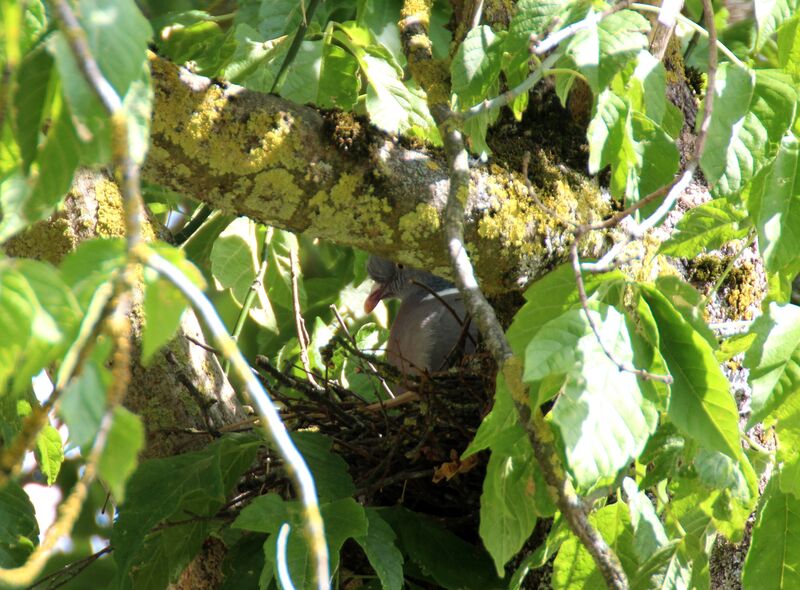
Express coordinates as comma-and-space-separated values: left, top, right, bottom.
2, 0, 800, 589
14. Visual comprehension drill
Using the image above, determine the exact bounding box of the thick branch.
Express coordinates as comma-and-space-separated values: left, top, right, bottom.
143, 55, 611, 294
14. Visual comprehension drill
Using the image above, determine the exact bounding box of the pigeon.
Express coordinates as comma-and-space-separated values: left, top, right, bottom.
364, 255, 477, 379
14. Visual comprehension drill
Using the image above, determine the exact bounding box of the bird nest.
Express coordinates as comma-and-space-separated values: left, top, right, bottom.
252, 337, 497, 531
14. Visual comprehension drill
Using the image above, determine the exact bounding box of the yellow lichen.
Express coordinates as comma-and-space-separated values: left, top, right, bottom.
149, 58, 305, 178
308, 173, 393, 244
247, 169, 304, 220
399, 203, 441, 246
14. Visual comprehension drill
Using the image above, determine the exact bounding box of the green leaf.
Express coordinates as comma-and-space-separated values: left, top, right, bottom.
50, 31, 112, 164
744, 302, 800, 427
0, 482, 38, 568
12, 45, 54, 173
113, 434, 261, 589
0, 105, 79, 242
211, 217, 259, 303
479, 438, 541, 575
772, 391, 800, 494
622, 477, 668, 564
232, 493, 289, 533
141, 243, 204, 364
713, 69, 797, 198
654, 275, 718, 349
747, 133, 800, 275
77, 0, 152, 98
60, 357, 109, 448
463, 372, 525, 457
360, 53, 437, 138
641, 286, 741, 459
98, 406, 145, 502
566, 9, 649, 93
355, 509, 404, 590
264, 498, 368, 590
699, 63, 755, 187
451, 26, 503, 107
742, 475, 800, 589
142, 272, 187, 364
778, 16, 800, 82
755, 0, 800, 51
659, 199, 751, 257
59, 238, 126, 307
292, 431, 356, 502
507, 263, 624, 355
379, 506, 502, 589
0, 259, 80, 395
508, 0, 570, 41
553, 502, 637, 588
526, 305, 657, 488
35, 424, 64, 485
587, 89, 678, 203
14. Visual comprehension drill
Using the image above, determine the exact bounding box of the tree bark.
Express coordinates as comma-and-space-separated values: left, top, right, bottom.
144, 55, 612, 294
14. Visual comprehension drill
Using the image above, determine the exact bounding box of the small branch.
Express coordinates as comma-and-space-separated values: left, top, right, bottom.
27, 546, 113, 590
225, 225, 270, 374
648, 0, 684, 60
173, 204, 213, 245
570, 240, 672, 384
141, 247, 330, 590
630, 2, 744, 67
330, 305, 395, 400
399, 3, 630, 588
699, 230, 756, 309
532, 1, 633, 56
290, 241, 321, 390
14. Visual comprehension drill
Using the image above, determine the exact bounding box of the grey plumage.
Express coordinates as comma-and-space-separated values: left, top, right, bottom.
364, 256, 477, 379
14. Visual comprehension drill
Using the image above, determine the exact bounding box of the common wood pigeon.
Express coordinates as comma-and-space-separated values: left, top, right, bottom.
364, 256, 478, 379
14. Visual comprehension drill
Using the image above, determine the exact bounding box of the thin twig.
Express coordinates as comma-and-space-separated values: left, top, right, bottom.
290, 242, 321, 389
27, 546, 113, 590
225, 225, 271, 374
569, 240, 672, 384
698, 230, 756, 309
532, 1, 633, 56
330, 305, 395, 399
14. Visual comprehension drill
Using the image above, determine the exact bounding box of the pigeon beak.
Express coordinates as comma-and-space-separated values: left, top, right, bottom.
364, 283, 389, 313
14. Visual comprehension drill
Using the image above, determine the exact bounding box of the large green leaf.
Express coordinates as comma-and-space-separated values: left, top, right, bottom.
98, 406, 145, 503
479, 437, 549, 575
355, 508, 404, 590
506, 264, 625, 355
77, 0, 152, 98
0, 259, 80, 395
747, 133, 800, 275
713, 70, 797, 198
0, 105, 79, 242
35, 424, 64, 486
12, 45, 54, 173
553, 502, 637, 588
755, 0, 800, 51
659, 199, 751, 257
526, 305, 657, 488
587, 87, 678, 203
379, 506, 503, 589
641, 286, 741, 459
772, 391, 800, 494
451, 25, 503, 106
744, 303, 800, 426
699, 63, 756, 187
566, 9, 649, 93
742, 475, 800, 589
0, 482, 38, 568
60, 356, 109, 448
113, 434, 261, 589
292, 432, 356, 502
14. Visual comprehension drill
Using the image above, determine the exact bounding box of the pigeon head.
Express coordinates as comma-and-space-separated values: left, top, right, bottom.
363, 255, 450, 313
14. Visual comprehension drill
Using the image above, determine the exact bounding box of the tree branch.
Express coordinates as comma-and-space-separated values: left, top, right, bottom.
143, 54, 611, 294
